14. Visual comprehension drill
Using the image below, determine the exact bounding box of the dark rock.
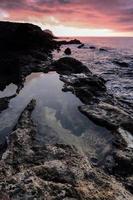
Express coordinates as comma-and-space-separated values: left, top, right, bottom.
125, 177, 133, 194
68, 39, 81, 44
60, 73, 106, 104
78, 44, 84, 48
52, 57, 89, 74
0, 21, 57, 51
89, 46, 96, 49
113, 60, 129, 68
0, 95, 16, 113
113, 149, 133, 176
64, 47, 71, 55
0, 21, 57, 78
59, 39, 81, 45
43, 29, 56, 39
99, 48, 108, 52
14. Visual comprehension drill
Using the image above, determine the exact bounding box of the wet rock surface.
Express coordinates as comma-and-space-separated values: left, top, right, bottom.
79, 102, 133, 131
0, 100, 132, 200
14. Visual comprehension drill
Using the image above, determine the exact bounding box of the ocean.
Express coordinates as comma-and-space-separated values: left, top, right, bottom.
53, 37, 133, 113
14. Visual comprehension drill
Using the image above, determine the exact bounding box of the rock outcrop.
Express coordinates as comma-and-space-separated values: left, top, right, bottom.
0, 21, 58, 93
0, 100, 132, 200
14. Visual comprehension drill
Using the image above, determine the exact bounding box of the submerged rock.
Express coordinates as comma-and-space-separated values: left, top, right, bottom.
64, 47, 71, 55
0, 100, 132, 199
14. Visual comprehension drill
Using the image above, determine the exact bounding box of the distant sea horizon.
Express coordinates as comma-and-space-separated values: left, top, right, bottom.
56, 36, 133, 50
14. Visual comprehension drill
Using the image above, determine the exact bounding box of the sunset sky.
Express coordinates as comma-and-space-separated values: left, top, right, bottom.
0, 0, 133, 37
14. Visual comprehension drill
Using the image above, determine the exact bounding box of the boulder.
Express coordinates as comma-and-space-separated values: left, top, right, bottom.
64, 47, 71, 55
52, 57, 89, 74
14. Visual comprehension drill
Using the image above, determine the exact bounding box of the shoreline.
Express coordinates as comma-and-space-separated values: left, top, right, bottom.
0, 21, 133, 199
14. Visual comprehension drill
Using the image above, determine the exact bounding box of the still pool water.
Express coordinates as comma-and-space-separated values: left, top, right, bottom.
0, 72, 113, 161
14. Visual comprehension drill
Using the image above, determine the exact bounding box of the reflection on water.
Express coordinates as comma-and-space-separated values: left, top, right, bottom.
0, 72, 113, 160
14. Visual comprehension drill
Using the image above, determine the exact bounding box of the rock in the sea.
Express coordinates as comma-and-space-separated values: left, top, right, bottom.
0, 100, 132, 199
59, 39, 81, 45
64, 47, 71, 55
52, 57, 89, 74
89, 46, 96, 49
113, 60, 129, 68
78, 43, 84, 48
99, 48, 108, 52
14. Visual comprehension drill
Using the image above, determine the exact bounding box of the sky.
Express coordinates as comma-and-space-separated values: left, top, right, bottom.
0, 0, 133, 37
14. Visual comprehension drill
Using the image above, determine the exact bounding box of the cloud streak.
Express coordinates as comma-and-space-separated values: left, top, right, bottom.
0, 0, 133, 35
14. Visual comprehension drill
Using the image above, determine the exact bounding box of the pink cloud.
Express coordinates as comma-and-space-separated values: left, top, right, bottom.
0, 0, 133, 34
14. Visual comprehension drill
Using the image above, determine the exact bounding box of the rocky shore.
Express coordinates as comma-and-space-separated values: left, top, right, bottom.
0, 21, 133, 199
0, 100, 132, 200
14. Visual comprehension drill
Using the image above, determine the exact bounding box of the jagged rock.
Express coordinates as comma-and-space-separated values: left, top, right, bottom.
79, 102, 133, 132
60, 73, 106, 104
0, 100, 132, 199
64, 47, 71, 55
